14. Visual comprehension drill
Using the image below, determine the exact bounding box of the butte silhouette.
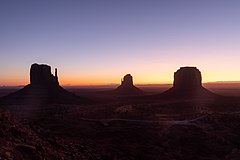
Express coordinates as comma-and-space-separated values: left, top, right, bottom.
113, 74, 144, 95
1, 63, 89, 104
155, 67, 218, 99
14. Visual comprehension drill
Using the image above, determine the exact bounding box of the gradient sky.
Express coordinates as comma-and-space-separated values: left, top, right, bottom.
1, 0, 240, 85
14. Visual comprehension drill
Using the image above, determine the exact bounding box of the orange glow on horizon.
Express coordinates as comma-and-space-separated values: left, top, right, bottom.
2, 70, 240, 86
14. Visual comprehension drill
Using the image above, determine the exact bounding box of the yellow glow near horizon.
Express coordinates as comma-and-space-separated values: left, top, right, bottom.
1, 54, 240, 86
2, 70, 240, 86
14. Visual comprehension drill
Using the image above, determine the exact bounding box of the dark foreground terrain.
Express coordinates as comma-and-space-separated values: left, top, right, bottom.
1, 86, 240, 160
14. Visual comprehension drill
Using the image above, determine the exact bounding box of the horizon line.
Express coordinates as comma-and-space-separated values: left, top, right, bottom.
2, 81, 240, 88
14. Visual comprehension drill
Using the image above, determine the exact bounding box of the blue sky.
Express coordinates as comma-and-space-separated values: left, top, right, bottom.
1, 0, 240, 85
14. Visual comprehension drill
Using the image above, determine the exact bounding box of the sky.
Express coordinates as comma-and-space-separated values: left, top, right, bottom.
1, 0, 240, 86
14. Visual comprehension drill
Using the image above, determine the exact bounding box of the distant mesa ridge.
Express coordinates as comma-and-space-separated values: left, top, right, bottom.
0, 65, 220, 104
114, 74, 144, 95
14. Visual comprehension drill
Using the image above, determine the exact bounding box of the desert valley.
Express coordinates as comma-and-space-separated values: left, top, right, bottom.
1, 64, 240, 160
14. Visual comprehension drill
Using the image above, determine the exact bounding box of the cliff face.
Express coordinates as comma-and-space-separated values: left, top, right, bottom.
173, 67, 202, 90
30, 63, 59, 86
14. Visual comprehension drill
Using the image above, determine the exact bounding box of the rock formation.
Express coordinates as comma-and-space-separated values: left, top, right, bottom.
2, 63, 89, 104
173, 67, 202, 89
30, 63, 59, 86
114, 74, 144, 95
156, 67, 218, 99
121, 74, 134, 87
